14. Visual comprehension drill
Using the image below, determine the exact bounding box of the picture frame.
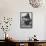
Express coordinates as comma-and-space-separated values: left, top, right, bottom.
20, 12, 33, 28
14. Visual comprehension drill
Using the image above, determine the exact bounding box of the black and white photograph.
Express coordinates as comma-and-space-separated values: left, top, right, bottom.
20, 12, 33, 28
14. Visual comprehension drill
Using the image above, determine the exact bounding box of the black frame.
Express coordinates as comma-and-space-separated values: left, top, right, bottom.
20, 12, 33, 28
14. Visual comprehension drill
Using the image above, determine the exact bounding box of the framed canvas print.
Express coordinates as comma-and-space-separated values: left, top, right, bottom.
20, 12, 33, 28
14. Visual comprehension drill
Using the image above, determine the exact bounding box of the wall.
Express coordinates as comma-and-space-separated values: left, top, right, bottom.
0, 0, 46, 40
